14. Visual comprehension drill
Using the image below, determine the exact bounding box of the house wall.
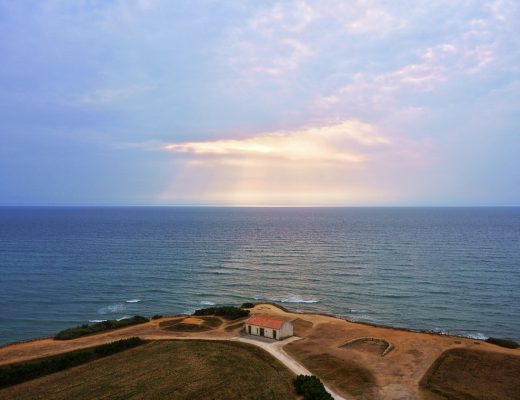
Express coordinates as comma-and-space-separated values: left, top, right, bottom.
279, 322, 293, 338
245, 324, 279, 339
245, 323, 293, 340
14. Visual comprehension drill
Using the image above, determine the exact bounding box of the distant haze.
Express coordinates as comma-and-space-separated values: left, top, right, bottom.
1, 1, 519, 206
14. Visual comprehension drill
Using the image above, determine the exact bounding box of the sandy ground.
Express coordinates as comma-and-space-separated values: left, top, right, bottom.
1, 304, 519, 399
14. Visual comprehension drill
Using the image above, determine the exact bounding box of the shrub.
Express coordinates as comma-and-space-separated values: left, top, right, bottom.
241, 302, 255, 309
54, 316, 149, 340
293, 375, 333, 400
485, 337, 519, 349
0, 337, 144, 389
151, 314, 163, 320
193, 306, 249, 320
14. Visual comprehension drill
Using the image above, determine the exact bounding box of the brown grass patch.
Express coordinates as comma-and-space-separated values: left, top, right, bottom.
285, 341, 377, 399
0, 340, 297, 400
159, 316, 222, 332
420, 348, 520, 400
224, 321, 245, 332
292, 318, 313, 337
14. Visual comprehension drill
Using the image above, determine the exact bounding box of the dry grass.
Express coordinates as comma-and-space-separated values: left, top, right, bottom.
342, 340, 386, 355
224, 321, 245, 332
285, 339, 377, 399
159, 316, 222, 332
292, 318, 314, 337
420, 348, 520, 400
0, 340, 296, 400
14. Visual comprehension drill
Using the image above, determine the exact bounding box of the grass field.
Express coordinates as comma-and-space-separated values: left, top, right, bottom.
0, 340, 296, 400
420, 348, 520, 400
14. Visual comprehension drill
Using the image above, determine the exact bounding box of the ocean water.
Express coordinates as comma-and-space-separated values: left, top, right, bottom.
0, 207, 519, 345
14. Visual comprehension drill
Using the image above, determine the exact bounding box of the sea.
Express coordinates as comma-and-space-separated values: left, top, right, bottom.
0, 207, 519, 345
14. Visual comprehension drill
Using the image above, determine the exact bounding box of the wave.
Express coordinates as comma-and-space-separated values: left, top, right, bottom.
125, 299, 141, 303
278, 295, 320, 304
98, 303, 125, 315
200, 301, 216, 306
89, 319, 107, 323
116, 315, 132, 321
464, 332, 488, 340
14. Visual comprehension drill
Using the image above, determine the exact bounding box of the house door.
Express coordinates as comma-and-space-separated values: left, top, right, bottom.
273, 330, 277, 339
248, 326, 251, 334
260, 328, 264, 337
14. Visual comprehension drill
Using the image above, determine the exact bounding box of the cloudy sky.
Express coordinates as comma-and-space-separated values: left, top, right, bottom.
1, 0, 519, 205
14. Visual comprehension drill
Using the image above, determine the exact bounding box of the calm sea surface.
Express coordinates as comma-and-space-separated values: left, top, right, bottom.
0, 207, 519, 345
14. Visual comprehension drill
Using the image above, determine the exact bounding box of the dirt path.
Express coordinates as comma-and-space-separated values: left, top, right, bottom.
235, 336, 348, 400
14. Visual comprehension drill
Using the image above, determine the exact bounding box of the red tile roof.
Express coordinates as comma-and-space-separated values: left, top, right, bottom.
246, 314, 287, 330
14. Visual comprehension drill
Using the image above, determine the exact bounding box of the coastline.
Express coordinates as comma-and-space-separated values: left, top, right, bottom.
0, 303, 510, 350
1, 303, 519, 399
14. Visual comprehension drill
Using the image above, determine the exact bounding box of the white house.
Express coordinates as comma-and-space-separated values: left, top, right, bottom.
244, 314, 293, 340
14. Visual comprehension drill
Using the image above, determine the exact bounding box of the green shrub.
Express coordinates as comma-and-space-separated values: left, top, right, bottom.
151, 314, 163, 320
485, 337, 519, 349
193, 306, 249, 320
241, 302, 255, 309
293, 375, 333, 400
0, 337, 144, 388
54, 316, 149, 340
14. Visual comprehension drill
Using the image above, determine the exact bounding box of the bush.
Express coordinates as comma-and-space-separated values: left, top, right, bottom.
293, 375, 333, 400
151, 314, 163, 320
0, 337, 144, 389
54, 316, 149, 340
485, 337, 519, 349
241, 302, 255, 309
193, 306, 249, 320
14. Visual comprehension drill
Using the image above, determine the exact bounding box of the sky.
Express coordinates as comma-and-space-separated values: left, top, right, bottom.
0, 0, 519, 206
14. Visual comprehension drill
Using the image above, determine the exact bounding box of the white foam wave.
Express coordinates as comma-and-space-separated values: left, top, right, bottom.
98, 303, 126, 315
200, 301, 216, 306
116, 315, 132, 321
125, 299, 140, 303
464, 332, 488, 340
89, 319, 107, 323
279, 295, 319, 304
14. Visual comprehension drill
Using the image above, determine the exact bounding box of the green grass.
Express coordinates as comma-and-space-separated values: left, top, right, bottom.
54, 315, 149, 340
0, 340, 296, 400
485, 337, 519, 349
0, 337, 144, 389
294, 375, 333, 400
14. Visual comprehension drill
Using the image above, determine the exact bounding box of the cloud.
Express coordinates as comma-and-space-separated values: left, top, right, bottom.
154, 120, 432, 205
164, 121, 390, 164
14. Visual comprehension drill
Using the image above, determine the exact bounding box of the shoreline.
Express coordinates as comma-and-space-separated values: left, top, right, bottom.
268, 303, 493, 341
0, 303, 512, 350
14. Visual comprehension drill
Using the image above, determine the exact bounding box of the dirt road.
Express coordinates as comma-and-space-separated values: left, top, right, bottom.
235, 335, 348, 400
